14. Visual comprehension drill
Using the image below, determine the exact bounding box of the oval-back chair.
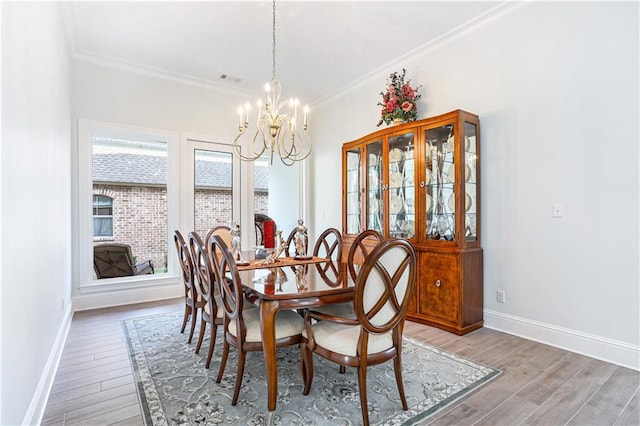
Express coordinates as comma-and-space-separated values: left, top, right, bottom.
301, 238, 417, 426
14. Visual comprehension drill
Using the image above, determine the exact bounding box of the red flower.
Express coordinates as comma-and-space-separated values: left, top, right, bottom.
376, 68, 422, 127
402, 84, 416, 100
385, 101, 397, 113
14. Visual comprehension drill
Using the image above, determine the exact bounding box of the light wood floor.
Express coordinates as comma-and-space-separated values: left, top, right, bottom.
42, 298, 639, 425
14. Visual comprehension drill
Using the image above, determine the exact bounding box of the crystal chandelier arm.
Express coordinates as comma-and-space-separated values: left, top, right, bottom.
275, 123, 312, 165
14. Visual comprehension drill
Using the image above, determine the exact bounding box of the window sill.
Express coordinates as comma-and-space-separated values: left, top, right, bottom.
78, 273, 180, 294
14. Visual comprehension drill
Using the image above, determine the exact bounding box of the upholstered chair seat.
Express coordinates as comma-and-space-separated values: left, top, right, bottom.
229, 308, 303, 342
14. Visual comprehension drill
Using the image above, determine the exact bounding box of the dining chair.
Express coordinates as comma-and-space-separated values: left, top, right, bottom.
174, 230, 204, 343
300, 238, 417, 426
188, 231, 224, 368
312, 229, 385, 319
209, 235, 305, 406
284, 227, 299, 257
312, 227, 343, 286
206, 225, 232, 251
347, 229, 385, 282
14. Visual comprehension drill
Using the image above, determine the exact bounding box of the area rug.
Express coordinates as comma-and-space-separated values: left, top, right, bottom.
123, 312, 500, 425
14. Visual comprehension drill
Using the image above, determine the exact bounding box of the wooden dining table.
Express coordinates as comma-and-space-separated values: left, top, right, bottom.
236, 254, 353, 418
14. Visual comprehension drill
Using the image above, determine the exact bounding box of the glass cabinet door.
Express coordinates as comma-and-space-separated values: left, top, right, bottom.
366, 140, 383, 234
464, 121, 478, 241
424, 124, 455, 241
345, 147, 361, 234
388, 132, 415, 238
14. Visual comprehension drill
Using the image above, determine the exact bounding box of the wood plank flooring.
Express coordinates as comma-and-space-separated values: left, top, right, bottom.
42, 298, 639, 425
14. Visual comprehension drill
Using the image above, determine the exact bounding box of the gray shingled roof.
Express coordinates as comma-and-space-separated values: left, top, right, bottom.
93, 153, 268, 190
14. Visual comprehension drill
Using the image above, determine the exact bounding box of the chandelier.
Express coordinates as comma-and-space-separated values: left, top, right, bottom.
232, 0, 311, 166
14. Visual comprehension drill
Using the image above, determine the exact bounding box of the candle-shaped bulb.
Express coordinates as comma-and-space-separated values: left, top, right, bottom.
264, 83, 271, 110
238, 107, 244, 128
303, 105, 309, 126
244, 102, 250, 125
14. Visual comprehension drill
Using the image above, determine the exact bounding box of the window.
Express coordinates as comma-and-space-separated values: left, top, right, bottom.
78, 119, 179, 289
92, 136, 168, 276
93, 195, 113, 237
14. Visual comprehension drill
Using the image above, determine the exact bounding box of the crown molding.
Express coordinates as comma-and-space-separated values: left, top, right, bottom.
73, 49, 261, 98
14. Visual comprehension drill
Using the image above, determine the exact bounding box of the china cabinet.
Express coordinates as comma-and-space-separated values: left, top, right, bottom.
341, 109, 482, 335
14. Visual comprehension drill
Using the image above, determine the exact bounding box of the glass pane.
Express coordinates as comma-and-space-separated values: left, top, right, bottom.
194, 149, 234, 236
425, 124, 455, 241
254, 157, 271, 246
92, 136, 168, 274
346, 148, 361, 234
464, 122, 478, 241
93, 217, 113, 237
366, 140, 383, 233
388, 132, 415, 238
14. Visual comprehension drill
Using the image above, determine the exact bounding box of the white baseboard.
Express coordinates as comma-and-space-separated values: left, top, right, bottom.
484, 309, 640, 371
24, 305, 73, 426
73, 283, 182, 311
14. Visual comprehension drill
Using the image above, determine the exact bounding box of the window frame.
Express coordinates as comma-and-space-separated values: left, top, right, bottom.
77, 119, 180, 292
181, 134, 251, 248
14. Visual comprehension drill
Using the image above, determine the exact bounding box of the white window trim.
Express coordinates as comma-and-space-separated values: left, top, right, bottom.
180, 133, 250, 247
76, 119, 180, 293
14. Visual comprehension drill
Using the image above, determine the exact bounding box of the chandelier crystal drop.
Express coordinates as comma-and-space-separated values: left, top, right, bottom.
232, 0, 311, 166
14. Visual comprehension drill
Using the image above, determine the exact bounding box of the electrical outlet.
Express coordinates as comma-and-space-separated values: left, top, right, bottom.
496, 290, 506, 303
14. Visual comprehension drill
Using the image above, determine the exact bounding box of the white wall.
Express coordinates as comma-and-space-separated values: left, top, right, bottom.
269, 161, 300, 238
311, 1, 639, 368
1, 3, 72, 424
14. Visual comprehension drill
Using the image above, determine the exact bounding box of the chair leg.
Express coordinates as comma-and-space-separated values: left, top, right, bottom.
188, 307, 198, 344
205, 324, 217, 369
339, 365, 346, 374
300, 342, 314, 395
357, 364, 370, 426
194, 314, 206, 352
216, 340, 229, 383
181, 305, 191, 333
393, 354, 408, 410
231, 349, 247, 406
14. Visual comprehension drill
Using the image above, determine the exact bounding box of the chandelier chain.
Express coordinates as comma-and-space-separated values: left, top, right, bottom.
272, 0, 277, 82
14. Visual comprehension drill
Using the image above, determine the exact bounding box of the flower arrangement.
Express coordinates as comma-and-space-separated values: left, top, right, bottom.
376, 68, 422, 127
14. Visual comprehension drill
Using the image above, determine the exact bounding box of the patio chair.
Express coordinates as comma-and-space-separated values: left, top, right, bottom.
93, 243, 154, 279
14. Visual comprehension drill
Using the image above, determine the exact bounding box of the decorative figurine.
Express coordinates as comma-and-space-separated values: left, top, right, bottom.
294, 219, 309, 258
230, 222, 248, 264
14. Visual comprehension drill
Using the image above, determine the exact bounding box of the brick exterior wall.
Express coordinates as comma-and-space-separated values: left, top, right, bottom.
193, 189, 268, 236
93, 185, 268, 275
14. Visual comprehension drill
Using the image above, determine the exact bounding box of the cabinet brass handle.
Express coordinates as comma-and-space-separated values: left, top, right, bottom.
435, 279, 441, 287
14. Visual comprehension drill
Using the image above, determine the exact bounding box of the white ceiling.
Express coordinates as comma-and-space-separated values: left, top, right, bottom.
66, 1, 503, 105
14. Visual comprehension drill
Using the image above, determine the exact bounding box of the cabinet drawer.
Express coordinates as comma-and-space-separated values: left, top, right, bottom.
418, 252, 460, 324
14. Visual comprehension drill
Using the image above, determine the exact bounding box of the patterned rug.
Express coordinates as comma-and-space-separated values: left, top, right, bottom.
123, 312, 500, 425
